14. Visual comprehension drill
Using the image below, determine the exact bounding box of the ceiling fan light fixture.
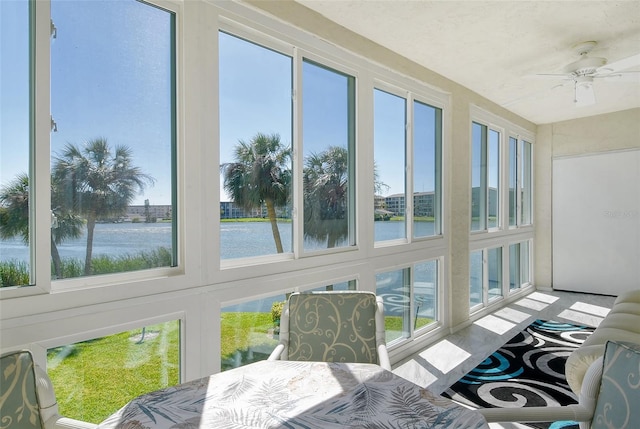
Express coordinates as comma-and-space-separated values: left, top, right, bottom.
574, 76, 596, 106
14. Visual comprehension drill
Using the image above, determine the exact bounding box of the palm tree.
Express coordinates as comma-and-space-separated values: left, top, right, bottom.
51, 182, 85, 279
0, 173, 30, 245
0, 173, 84, 280
303, 146, 350, 248
52, 138, 154, 275
220, 132, 291, 254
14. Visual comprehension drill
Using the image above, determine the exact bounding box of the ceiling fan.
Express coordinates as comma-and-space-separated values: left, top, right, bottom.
532, 41, 640, 106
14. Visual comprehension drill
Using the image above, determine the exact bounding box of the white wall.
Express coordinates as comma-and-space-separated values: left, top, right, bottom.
535, 108, 640, 293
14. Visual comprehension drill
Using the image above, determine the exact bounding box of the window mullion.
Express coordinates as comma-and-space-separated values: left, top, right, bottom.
34, 0, 53, 291
480, 126, 488, 231
405, 94, 413, 241
292, 47, 303, 257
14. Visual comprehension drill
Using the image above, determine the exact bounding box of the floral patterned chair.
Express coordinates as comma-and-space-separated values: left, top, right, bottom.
268, 291, 391, 370
0, 350, 96, 429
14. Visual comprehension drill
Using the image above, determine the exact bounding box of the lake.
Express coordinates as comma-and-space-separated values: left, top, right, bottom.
1, 221, 437, 316
1, 220, 437, 264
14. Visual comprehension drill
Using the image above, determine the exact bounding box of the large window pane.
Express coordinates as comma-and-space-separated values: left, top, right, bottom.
413, 101, 442, 238
219, 32, 293, 260
374, 89, 406, 242
376, 268, 410, 344
0, 0, 31, 287
469, 250, 483, 308
302, 60, 355, 251
508, 136, 517, 227
488, 247, 502, 301
221, 294, 283, 370
471, 122, 486, 231
488, 129, 500, 229
414, 260, 437, 331
509, 242, 520, 290
50, 0, 176, 279
221, 280, 356, 370
47, 320, 180, 424
521, 141, 533, 225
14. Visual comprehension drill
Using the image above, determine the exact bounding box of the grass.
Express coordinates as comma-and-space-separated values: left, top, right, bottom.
47, 311, 432, 423
47, 321, 180, 424
1, 247, 173, 286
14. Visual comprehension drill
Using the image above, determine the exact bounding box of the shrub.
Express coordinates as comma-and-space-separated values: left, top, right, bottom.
271, 300, 285, 324
0, 260, 29, 286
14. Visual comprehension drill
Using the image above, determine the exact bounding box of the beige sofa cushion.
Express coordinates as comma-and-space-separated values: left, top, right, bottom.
565, 290, 640, 394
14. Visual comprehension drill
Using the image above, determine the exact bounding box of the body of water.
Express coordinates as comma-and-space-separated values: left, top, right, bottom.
1, 220, 437, 264
1, 221, 437, 316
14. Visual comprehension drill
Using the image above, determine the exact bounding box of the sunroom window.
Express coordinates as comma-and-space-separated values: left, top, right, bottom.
374, 88, 407, 242
471, 122, 500, 231
0, 0, 32, 287
219, 31, 293, 260
302, 60, 356, 252
413, 101, 442, 238
376, 260, 439, 346
373, 89, 443, 244
49, 0, 177, 279
508, 136, 533, 228
47, 320, 180, 424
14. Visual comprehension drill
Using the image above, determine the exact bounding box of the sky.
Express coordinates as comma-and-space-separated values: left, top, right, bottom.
2, 0, 438, 209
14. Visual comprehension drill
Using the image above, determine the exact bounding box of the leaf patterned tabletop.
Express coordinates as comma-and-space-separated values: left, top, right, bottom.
97, 360, 488, 429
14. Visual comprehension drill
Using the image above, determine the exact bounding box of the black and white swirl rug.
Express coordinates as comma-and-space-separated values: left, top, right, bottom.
443, 319, 595, 429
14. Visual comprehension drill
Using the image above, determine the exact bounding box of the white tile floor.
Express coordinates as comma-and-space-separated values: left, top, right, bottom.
392, 289, 617, 429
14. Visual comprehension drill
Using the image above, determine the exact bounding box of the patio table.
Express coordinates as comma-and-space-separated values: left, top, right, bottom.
97, 359, 489, 428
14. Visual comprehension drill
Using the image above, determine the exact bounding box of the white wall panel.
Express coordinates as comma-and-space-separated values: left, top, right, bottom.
552, 149, 640, 294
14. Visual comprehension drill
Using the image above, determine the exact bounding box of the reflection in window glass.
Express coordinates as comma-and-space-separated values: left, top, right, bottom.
521, 141, 533, 225
469, 250, 483, 308
488, 129, 500, 229
509, 137, 517, 227
50, 0, 176, 279
488, 247, 502, 300
471, 123, 486, 231
303, 60, 355, 251
413, 101, 442, 238
376, 268, 410, 343
374, 89, 406, 242
219, 32, 293, 259
509, 241, 529, 290
521, 240, 530, 285
0, 0, 31, 287
221, 294, 283, 370
47, 320, 180, 424
308, 279, 357, 292
414, 260, 437, 331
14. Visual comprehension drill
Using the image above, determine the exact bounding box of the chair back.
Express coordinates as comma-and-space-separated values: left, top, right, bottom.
591, 341, 640, 429
0, 350, 44, 429
285, 291, 380, 365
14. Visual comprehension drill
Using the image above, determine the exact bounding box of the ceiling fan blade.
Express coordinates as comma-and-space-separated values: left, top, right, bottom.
575, 81, 596, 106
598, 71, 640, 82
526, 73, 569, 80
599, 53, 640, 73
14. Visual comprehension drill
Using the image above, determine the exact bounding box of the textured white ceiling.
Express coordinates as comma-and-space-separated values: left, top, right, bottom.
297, 0, 640, 124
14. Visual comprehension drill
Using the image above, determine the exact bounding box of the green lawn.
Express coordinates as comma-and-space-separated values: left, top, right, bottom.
47, 321, 180, 424
47, 312, 433, 424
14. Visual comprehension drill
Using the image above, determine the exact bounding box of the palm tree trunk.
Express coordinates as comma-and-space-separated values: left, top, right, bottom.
84, 213, 96, 275
51, 236, 62, 279
327, 233, 337, 249
265, 199, 284, 253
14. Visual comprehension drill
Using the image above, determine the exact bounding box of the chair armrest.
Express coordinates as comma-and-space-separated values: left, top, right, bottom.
45, 417, 98, 429
479, 404, 591, 423
268, 343, 286, 361
377, 344, 391, 371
